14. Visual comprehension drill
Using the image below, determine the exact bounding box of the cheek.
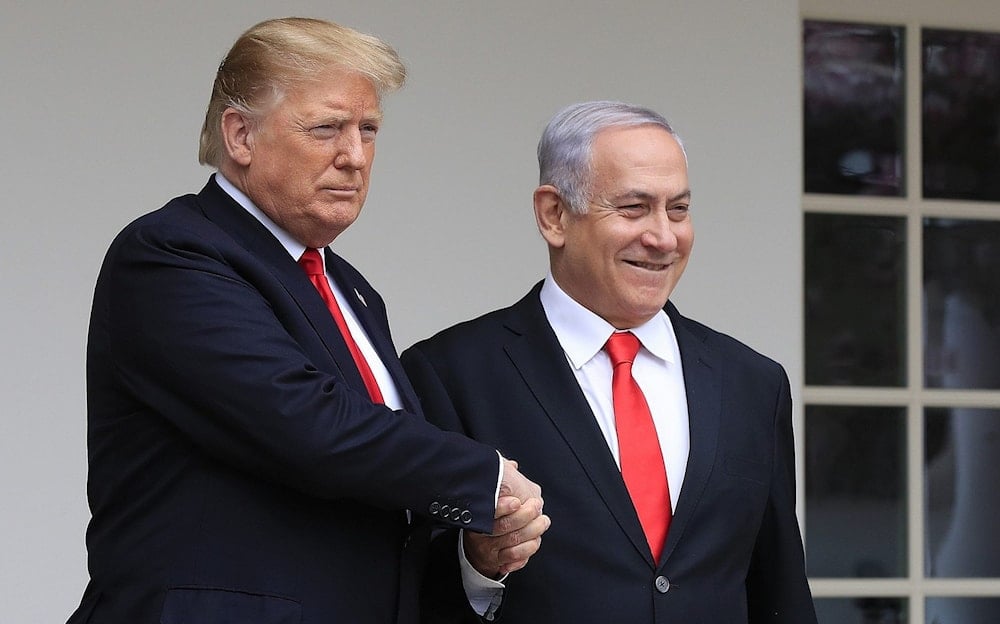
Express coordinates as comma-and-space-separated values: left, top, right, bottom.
680, 226, 695, 251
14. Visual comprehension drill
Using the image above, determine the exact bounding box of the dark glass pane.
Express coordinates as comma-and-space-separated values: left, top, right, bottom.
815, 597, 908, 623
923, 219, 1000, 389
805, 214, 906, 386
926, 597, 1000, 623
923, 29, 1000, 201
806, 405, 906, 577
925, 408, 1000, 577
804, 20, 905, 196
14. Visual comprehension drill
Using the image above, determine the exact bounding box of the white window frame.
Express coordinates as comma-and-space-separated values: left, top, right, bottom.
801, 5, 1000, 622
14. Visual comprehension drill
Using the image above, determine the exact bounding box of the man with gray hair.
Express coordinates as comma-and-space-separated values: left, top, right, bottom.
402, 101, 817, 622
67, 17, 546, 624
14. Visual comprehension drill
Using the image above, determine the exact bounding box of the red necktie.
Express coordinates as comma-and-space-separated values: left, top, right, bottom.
298, 249, 384, 404
605, 331, 671, 561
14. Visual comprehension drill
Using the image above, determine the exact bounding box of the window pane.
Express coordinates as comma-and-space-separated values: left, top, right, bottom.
925, 408, 1000, 578
923, 218, 1000, 389
806, 405, 907, 577
804, 20, 905, 196
926, 597, 1000, 623
923, 29, 1000, 201
816, 597, 908, 623
805, 214, 906, 386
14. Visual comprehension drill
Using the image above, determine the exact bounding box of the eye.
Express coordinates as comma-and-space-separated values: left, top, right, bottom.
360, 123, 379, 141
668, 204, 690, 221
310, 124, 338, 139
618, 204, 647, 217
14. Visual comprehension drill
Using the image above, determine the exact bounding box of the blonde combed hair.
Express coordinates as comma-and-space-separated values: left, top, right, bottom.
198, 17, 406, 167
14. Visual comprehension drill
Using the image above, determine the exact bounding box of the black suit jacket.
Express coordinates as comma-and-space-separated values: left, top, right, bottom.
401, 283, 817, 624
67, 177, 499, 624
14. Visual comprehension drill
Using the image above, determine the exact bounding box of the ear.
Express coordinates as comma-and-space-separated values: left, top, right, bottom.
220, 107, 254, 166
533, 185, 570, 249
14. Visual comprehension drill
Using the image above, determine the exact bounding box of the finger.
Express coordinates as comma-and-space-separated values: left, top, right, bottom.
492, 498, 543, 535
496, 536, 544, 575
499, 558, 530, 575
463, 531, 504, 579
493, 495, 521, 519
492, 512, 551, 549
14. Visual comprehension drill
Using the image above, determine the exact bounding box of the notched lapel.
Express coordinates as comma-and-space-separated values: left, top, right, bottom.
502, 289, 657, 566
194, 179, 360, 390
659, 305, 722, 564
323, 249, 422, 414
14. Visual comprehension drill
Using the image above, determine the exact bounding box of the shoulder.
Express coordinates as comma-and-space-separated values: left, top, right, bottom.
407, 307, 514, 362
667, 301, 786, 380
108, 181, 230, 254
96, 182, 276, 291
407, 285, 543, 356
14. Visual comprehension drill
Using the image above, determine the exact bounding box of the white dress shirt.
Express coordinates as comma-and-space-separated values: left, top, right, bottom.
539, 274, 690, 511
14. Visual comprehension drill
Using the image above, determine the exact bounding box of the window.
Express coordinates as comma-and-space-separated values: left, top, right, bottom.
803, 16, 1000, 624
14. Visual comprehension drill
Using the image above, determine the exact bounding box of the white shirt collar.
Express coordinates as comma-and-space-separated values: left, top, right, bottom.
539, 273, 677, 369
214, 172, 308, 262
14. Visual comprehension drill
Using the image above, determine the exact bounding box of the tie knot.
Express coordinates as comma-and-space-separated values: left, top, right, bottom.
298, 248, 324, 277
604, 331, 641, 366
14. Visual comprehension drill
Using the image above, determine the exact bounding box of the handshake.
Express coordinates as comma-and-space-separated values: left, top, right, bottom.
466, 459, 552, 579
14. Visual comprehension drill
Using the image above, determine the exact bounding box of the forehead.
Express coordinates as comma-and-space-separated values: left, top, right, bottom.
270, 68, 381, 118
588, 125, 688, 199
591, 125, 685, 172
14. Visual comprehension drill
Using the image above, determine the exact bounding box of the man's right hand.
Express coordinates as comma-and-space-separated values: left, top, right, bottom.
465, 460, 550, 579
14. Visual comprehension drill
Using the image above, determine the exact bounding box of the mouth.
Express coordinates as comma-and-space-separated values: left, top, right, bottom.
324, 187, 360, 197
624, 260, 670, 272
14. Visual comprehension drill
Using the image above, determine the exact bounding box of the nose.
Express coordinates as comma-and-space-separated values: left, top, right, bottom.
333, 128, 367, 170
640, 211, 678, 251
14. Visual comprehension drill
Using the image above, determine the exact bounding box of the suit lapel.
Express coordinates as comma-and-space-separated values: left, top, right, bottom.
658, 302, 722, 565
323, 249, 422, 414
194, 178, 365, 394
502, 285, 655, 565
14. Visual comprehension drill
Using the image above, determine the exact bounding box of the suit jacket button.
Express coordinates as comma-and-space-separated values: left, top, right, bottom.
654, 576, 670, 593
449, 508, 461, 521
429, 502, 441, 516
460, 510, 473, 524
440, 504, 451, 518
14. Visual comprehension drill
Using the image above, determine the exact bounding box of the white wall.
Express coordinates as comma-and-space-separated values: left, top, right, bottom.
0, 1, 802, 620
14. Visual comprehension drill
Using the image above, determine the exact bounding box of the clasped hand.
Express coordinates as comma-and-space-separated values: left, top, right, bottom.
465, 459, 551, 579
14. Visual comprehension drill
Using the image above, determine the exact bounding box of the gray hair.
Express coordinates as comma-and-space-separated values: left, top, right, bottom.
537, 101, 684, 214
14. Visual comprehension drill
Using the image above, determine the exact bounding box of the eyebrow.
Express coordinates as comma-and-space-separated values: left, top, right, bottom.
668, 189, 691, 203
313, 105, 384, 125
610, 189, 692, 204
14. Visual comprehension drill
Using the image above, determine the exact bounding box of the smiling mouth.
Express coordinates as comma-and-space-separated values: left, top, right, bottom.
625, 260, 669, 271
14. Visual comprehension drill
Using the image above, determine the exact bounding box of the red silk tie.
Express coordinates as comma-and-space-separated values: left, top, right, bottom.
605, 331, 671, 561
298, 249, 384, 404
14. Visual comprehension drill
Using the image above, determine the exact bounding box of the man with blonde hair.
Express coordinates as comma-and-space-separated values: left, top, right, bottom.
67, 18, 546, 624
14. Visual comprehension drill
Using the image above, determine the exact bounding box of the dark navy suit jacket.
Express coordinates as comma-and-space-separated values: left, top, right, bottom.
401, 283, 817, 623
67, 177, 499, 624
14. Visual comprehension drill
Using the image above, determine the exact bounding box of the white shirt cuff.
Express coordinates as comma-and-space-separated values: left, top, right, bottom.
494, 451, 504, 503
458, 528, 506, 620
